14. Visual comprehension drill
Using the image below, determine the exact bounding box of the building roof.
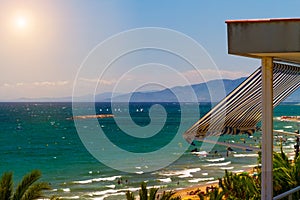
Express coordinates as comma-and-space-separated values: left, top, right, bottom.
226, 18, 300, 63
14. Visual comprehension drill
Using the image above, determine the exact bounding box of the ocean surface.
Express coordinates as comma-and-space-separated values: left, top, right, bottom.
0, 102, 299, 199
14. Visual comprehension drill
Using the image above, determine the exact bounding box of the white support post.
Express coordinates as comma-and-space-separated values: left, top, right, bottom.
261, 57, 273, 200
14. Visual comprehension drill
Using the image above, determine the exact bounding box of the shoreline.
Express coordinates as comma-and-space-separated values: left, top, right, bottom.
172, 167, 255, 199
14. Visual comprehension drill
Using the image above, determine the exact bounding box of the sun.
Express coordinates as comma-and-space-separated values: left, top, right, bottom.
15, 15, 28, 29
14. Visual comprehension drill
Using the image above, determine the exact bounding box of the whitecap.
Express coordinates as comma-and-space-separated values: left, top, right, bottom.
135, 171, 144, 174
92, 175, 121, 182
206, 157, 225, 162
202, 173, 208, 176
63, 196, 80, 199
191, 151, 208, 156
62, 188, 71, 192
105, 185, 116, 189
233, 154, 258, 158
220, 166, 234, 170
158, 178, 172, 183
91, 189, 118, 196
203, 161, 231, 167
73, 179, 92, 184
160, 168, 201, 178
206, 180, 219, 185
188, 177, 214, 183
73, 175, 121, 184
284, 126, 293, 129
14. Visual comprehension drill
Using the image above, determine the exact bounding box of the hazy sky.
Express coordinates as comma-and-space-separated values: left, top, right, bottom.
1, 1, 300, 100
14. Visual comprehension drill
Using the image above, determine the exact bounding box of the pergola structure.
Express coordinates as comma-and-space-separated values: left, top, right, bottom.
226, 18, 300, 200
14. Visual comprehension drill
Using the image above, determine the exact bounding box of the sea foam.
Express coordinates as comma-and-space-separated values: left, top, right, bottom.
72, 175, 121, 184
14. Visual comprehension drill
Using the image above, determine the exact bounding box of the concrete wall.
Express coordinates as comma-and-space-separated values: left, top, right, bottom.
227, 20, 300, 55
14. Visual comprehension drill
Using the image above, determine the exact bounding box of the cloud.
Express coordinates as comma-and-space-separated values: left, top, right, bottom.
79, 77, 117, 85
33, 81, 69, 86
1, 81, 69, 88
3, 83, 11, 87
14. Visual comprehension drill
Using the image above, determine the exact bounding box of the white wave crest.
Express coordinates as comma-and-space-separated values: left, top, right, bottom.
62, 188, 71, 192
160, 168, 201, 178
72, 175, 121, 184
206, 157, 225, 162
233, 154, 258, 158
105, 185, 116, 189
62, 196, 80, 199
220, 166, 234, 170
158, 178, 172, 183
188, 177, 214, 183
203, 161, 231, 167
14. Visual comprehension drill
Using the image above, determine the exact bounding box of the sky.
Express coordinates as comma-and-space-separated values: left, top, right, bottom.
1, 0, 300, 100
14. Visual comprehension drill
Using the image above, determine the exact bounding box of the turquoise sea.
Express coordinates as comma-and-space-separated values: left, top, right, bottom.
0, 102, 299, 199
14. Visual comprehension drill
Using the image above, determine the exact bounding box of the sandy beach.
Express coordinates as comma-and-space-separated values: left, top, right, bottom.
172, 167, 256, 199
173, 181, 219, 200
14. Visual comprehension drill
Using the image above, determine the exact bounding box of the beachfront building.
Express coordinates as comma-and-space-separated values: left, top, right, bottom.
184, 18, 300, 200
226, 18, 300, 200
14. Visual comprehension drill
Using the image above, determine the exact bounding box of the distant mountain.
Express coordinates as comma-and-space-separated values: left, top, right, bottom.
4, 77, 300, 102
110, 78, 246, 102
101, 77, 300, 102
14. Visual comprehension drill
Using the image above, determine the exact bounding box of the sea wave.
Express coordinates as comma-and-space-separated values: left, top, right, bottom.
233, 154, 258, 158
220, 166, 234, 170
62, 196, 80, 199
188, 177, 214, 183
206, 157, 225, 162
242, 164, 258, 168
158, 178, 172, 183
191, 151, 208, 156
72, 175, 121, 184
159, 168, 201, 178
203, 161, 231, 167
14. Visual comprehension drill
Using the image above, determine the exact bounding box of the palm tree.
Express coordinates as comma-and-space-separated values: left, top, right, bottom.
125, 182, 180, 200
218, 170, 260, 200
272, 147, 300, 198
0, 170, 50, 200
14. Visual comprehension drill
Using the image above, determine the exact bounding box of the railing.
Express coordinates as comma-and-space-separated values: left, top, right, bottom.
273, 186, 300, 200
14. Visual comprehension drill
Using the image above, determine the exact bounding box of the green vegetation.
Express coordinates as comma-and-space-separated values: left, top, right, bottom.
125, 182, 181, 200
199, 145, 300, 199
0, 170, 51, 200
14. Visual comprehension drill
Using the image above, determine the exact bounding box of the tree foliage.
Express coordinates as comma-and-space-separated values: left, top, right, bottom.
125, 182, 180, 200
0, 170, 50, 200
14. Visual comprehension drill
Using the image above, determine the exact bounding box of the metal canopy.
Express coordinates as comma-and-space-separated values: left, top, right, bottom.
183, 62, 300, 142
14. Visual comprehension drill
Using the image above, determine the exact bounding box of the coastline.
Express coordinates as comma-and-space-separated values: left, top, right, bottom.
172, 167, 255, 199
173, 181, 219, 200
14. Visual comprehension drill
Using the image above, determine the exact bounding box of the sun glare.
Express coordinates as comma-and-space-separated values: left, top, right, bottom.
15, 16, 27, 28
15, 15, 28, 29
